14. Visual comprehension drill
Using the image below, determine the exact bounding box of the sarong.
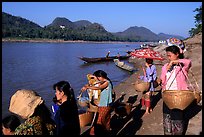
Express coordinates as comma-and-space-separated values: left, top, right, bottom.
90, 106, 112, 135
163, 103, 184, 135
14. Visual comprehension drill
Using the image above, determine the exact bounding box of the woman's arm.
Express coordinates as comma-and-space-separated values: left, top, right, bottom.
160, 64, 168, 89
81, 80, 108, 91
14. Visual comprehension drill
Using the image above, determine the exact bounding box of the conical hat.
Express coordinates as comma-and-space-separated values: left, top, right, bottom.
9, 89, 43, 119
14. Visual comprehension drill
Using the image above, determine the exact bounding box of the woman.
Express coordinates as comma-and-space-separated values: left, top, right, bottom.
9, 89, 56, 135
138, 58, 157, 114
160, 45, 191, 135
81, 70, 113, 135
2, 115, 21, 135
53, 81, 80, 135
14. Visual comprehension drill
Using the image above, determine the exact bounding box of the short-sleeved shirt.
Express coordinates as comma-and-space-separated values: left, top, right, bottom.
98, 81, 113, 107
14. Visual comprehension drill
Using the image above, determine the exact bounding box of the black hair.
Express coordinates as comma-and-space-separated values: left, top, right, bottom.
53, 81, 76, 103
93, 70, 113, 89
31, 102, 56, 135
2, 115, 21, 132
145, 58, 153, 64
53, 81, 74, 100
166, 45, 184, 59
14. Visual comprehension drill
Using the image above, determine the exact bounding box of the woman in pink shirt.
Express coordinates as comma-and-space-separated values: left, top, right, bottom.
160, 45, 191, 135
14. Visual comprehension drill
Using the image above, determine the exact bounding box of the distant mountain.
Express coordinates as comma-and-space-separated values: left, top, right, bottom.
47, 17, 93, 29
2, 12, 42, 37
2, 11, 185, 42
157, 33, 185, 40
113, 26, 160, 41
2, 12, 42, 29
74, 20, 92, 28
47, 17, 75, 28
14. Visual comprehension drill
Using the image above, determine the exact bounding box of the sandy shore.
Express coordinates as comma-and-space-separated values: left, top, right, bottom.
111, 33, 202, 135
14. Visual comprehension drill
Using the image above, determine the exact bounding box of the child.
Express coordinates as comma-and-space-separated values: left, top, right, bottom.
2, 115, 21, 135
86, 74, 101, 104
138, 58, 157, 114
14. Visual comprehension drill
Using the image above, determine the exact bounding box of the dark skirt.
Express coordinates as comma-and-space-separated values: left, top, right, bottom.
163, 102, 184, 135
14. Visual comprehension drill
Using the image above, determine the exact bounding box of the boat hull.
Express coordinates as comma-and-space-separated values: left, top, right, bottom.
79, 55, 130, 63
113, 59, 134, 72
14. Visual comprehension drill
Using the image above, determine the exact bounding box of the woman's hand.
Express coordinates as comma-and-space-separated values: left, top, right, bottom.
81, 84, 89, 92
167, 60, 179, 70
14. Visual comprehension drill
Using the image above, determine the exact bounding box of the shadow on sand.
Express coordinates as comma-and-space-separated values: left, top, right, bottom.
110, 89, 162, 135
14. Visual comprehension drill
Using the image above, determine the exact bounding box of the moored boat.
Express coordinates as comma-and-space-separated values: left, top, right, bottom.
78, 55, 130, 63
113, 59, 134, 72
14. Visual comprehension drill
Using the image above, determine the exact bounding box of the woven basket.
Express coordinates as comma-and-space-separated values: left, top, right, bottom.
79, 112, 94, 127
134, 81, 150, 92
162, 90, 195, 110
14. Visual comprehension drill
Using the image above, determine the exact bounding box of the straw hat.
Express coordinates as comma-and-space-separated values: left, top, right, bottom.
9, 89, 44, 119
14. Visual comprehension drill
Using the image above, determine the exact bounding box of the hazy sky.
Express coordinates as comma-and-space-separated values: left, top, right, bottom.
2, 2, 202, 38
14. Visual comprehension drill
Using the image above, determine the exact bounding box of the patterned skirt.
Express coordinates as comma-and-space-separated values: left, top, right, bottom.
163, 103, 184, 135
97, 106, 112, 130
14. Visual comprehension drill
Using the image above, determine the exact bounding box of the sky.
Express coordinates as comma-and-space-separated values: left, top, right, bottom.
2, 2, 202, 38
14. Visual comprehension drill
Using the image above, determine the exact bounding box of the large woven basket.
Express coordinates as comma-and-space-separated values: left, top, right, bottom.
162, 90, 195, 110
134, 81, 150, 92
79, 111, 94, 127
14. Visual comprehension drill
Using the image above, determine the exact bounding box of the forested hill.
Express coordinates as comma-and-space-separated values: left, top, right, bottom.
2, 12, 185, 42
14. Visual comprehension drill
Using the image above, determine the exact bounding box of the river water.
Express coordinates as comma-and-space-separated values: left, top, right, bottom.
2, 42, 140, 118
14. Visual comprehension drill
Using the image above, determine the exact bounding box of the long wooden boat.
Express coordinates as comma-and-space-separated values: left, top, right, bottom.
78, 55, 130, 63
113, 59, 134, 72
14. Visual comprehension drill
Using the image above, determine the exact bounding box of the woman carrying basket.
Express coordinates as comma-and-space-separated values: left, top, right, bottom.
138, 58, 157, 115
81, 70, 113, 135
160, 45, 191, 135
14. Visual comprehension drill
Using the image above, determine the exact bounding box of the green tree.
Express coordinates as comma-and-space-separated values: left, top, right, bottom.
189, 5, 202, 36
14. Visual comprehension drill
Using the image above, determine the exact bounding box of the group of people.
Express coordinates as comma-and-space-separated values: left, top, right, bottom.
137, 45, 192, 135
2, 70, 114, 135
2, 45, 192, 135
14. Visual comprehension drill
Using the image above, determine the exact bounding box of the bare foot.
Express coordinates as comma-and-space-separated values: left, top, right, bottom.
142, 111, 150, 118
145, 111, 150, 114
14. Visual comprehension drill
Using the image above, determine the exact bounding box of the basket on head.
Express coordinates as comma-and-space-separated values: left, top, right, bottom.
79, 111, 94, 127
134, 81, 150, 92
162, 90, 195, 110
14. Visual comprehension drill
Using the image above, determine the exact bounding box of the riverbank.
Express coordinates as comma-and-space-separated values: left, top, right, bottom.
110, 33, 202, 135
2, 38, 142, 44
